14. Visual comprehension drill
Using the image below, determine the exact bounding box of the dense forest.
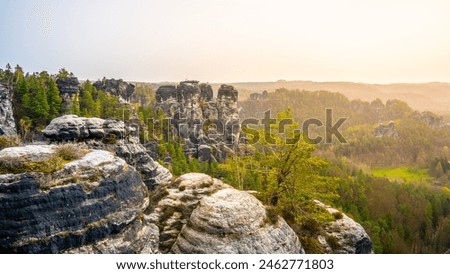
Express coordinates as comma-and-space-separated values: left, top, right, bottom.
1, 64, 449, 253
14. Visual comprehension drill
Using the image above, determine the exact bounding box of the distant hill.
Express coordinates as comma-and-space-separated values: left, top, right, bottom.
213, 81, 450, 115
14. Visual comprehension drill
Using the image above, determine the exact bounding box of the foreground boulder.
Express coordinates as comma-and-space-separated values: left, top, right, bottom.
172, 188, 304, 254
0, 145, 152, 253
315, 200, 373, 254
149, 173, 304, 254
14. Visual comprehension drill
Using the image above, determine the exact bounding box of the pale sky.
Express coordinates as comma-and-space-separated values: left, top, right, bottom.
1, 0, 450, 83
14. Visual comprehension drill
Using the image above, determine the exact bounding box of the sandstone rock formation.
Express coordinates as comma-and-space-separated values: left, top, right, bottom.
411, 111, 444, 128
43, 115, 172, 189
149, 173, 304, 254
374, 121, 398, 138
249, 90, 268, 101
0, 146, 151, 253
155, 81, 241, 162
93, 78, 135, 102
315, 200, 373, 254
172, 188, 304, 254
43, 115, 128, 142
56, 76, 80, 112
0, 83, 17, 136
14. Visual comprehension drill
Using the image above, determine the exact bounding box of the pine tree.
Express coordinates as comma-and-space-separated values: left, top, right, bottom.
47, 79, 62, 120
31, 77, 50, 124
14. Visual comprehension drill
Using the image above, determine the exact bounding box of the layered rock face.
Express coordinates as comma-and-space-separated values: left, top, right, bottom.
93, 78, 135, 102
0, 146, 152, 253
0, 83, 17, 136
155, 81, 241, 162
315, 200, 373, 254
374, 121, 398, 138
43, 115, 172, 189
149, 173, 304, 254
43, 115, 128, 142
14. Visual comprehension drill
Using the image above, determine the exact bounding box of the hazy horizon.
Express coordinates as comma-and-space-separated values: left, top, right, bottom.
1, 0, 450, 84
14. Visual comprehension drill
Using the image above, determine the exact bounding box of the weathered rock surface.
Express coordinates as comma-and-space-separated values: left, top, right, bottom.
43, 115, 128, 141
0, 147, 149, 253
172, 188, 304, 254
374, 121, 398, 138
64, 217, 159, 254
0, 83, 17, 136
149, 173, 303, 254
155, 82, 241, 162
0, 144, 55, 161
93, 78, 135, 102
43, 115, 172, 189
148, 173, 230, 253
315, 200, 373, 254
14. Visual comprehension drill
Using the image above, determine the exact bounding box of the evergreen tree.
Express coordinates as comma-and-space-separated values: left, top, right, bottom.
47, 79, 62, 119
30, 76, 50, 124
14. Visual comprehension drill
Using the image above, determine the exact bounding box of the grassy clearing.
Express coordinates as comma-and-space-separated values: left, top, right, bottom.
371, 166, 430, 183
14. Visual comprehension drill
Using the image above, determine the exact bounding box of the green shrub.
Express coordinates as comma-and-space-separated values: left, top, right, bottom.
326, 235, 341, 251
333, 211, 344, 220
0, 136, 20, 150
0, 155, 65, 174
265, 206, 281, 225
299, 236, 326, 254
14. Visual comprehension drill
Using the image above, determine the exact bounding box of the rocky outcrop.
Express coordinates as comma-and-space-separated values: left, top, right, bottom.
249, 90, 268, 101
93, 78, 135, 102
155, 81, 241, 162
149, 173, 303, 254
411, 111, 443, 128
56, 76, 80, 112
43, 115, 172, 189
374, 121, 398, 138
0, 83, 17, 136
0, 146, 151, 253
43, 115, 128, 142
315, 200, 373, 254
172, 188, 304, 254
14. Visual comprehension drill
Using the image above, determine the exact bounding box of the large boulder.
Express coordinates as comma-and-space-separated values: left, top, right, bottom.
0, 146, 153, 253
172, 188, 304, 254
315, 200, 373, 254
42, 115, 128, 141
0, 83, 17, 136
149, 173, 303, 254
